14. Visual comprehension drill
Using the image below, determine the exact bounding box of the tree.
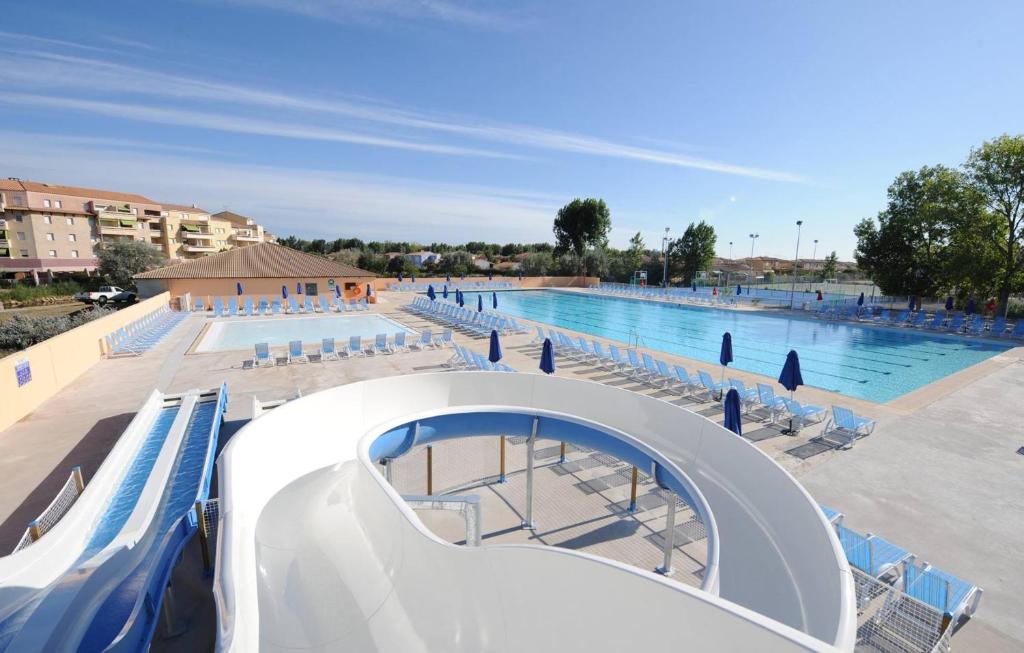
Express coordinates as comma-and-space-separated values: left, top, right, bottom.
520, 252, 553, 276
97, 240, 165, 288
553, 198, 612, 274
444, 250, 475, 276
582, 247, 610, 279
821, 251, 839, 280
669, 221, 717, 285
964, 134, 1024, 315
625, 232, 645, 273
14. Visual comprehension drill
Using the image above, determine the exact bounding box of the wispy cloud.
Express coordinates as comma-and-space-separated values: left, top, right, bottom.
205, 0, 513, 29
0, 132, 558, 242
0, 31, 110, 54
0, 49, 805, 181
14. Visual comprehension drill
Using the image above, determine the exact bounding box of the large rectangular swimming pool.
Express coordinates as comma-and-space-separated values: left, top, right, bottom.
458, 289, 1009, 402
197, 314, 415, 352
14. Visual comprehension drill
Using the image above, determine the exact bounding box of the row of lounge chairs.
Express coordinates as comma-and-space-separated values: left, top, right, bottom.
815, 304, 1024, 338
104, 305, 186, 356
391, 281, 518, 292
590, 283, 744, 306
405, 297, 531, 336
535, 326, 875, 446
446, 343, 516, 372
198, 295, 370, 317
250, 329, 453, 366
820, 506, 982, 626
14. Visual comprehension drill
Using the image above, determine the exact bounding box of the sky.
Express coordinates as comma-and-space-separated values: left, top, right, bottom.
1, 1, 1021, 260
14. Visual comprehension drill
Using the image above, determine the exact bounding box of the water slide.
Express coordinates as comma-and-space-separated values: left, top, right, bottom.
216, 373, 857, 652
0, 384, 227, 652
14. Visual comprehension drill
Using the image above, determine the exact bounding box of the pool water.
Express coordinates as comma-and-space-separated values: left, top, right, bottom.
197, 314, 415, 352
458, 290, 1009, 403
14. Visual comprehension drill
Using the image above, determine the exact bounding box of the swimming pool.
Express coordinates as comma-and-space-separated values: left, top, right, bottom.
457, 289, 1009, 402
197, 314, 415, 352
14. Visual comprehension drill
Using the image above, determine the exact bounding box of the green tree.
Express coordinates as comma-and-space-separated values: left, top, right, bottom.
669, 221, 717, 285
582, 247, 610, 279
964, 134, 1024, 315
444, 250, 475, 276
553, 198, 612, 274
520, 252, 553, 276
821, 251, 839, 280
625, 232, 645, 273
97, 240, 166, 288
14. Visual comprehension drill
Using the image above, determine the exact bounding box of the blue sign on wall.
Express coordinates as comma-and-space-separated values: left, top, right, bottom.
15, 360, 31, 387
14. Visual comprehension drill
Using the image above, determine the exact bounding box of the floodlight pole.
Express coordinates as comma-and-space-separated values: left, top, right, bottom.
661, 227, 670, 288
790, 221, 803, 310
748, 233, 759, 286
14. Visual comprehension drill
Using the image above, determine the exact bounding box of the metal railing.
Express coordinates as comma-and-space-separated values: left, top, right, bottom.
852, 568, 952, 653
12, 466, 86, 553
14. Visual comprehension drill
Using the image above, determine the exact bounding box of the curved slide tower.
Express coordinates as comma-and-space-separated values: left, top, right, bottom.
216, 373, 856, 652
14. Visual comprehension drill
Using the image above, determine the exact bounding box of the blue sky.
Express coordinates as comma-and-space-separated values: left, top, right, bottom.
1, 1, 1021, 259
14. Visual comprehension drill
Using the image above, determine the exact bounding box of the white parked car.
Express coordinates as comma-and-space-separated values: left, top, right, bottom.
74, 286, 135, 305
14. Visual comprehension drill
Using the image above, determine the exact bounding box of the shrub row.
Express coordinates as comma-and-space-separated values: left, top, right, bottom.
0, 306, 115, 351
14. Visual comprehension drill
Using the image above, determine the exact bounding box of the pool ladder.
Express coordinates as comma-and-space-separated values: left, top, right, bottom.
628, 328, 647, 350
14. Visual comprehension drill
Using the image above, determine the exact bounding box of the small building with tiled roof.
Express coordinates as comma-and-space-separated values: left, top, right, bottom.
134, 242, 377, 304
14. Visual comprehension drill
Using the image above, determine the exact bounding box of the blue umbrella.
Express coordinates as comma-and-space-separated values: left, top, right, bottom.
443, 284, 449, 299
282, 285, 288, 299
965, 298, 975, 315
692, 282, 697, 292
945, 296, 954, 311
296, 282, 303, 295
236, 282, 243, 296
446, 275, 451, 283
488, 271, 493, 281
335, 285, 341, 298
477, 294, 484, 312
427, 284, 436, 301
908, 295, 917, 311
778, 350, 803, 434
366, 283, 373, 297
397, 272, 403, 282
488, 329, 502, 363
857, 292, 864, 306
736, 283, 741, 296
412, 274, 416, 284
723, 389, 743, 436
540, 338, 555, 374
458, 292, 465, 308
719, 332, 733, 385
492, 291, 498, 309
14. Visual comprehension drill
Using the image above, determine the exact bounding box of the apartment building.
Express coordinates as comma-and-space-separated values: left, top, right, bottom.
0, 179, 275, 277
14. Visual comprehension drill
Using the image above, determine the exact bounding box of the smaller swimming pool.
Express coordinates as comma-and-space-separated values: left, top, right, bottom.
197, 314, 415, 352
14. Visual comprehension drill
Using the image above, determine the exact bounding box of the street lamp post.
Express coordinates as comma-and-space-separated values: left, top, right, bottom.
811, 239, 818, 289
726, 241, 733, 288
789, 221, 803, 309
661, 227, 670, 288
748, 233, 759, 288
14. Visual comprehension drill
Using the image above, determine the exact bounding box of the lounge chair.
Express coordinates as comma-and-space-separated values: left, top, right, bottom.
304, 296, 315, 313
243, 297, 254, 316
228, 297, 239, 316
888, 309, 909, 325
835, 525, 913, 579
925, 311, 946, 330
531, 326, 546, 344
779, 397, 826, 432
1005, 320, 1024, 339
433, 328, 453, 348
213, 297, 224, 317
393, 331, 410, 352
372, 333, 392, 355
755, 383, 787, 423
271, 299, 282, 315
592, 341, 616, 371
819, 505, 843, 525
194, 298, 205, 312
820, 405, 875, 449
945, 313, 964, 333
320, 337, 339, 361
252, 342, 275, 367
903, 561, 983, 622
641, 353, 669, 387
286, 340, 308, 364
673, 365, 701, 396
258, 297, 269, 314
904, 311, 926, 328
319, 296, 331, 313
288, 298, 301, 314
344, 335, 363, 358
964, 314, 985, 336
988, 316, 1007, 336
727, 378, 760, 413
410, 330, 434, 351
608, 344, 631, 373
625, 349, 651, 381
696, 370, 728, 402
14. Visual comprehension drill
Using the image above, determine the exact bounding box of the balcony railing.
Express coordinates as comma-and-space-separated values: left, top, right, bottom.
98, 224, 140, 236
231, 230, 259, 241
183, 243, 218, 253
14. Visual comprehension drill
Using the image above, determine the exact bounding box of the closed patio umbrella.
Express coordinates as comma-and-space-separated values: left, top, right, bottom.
488, 329, 502, 363
492, 291, 498, 309
412, 274, 416, 284
282, 285, 288, 299
945, 296, 954, 311
488, 271, 493, 281
296, 282, 303, 295
736, 283, 741, 296
427, 284, 436, 301
458, 292, 465, 308
857, 292, 864, 306
397, 272, 403, 282
965, 298, 975, 315
477, 294, 484, 312
778, 350, 803, 435
908, 296, 917, 311
366, 284, 373, 297
692, 282, 697, 292
335, 285, 341, 298
236, 282, 243, 296
540, 338, 555, 374
446, 274, 451, 283
719, 332, 733, 386
443, 284, 448, 299
723, 389, 742, 436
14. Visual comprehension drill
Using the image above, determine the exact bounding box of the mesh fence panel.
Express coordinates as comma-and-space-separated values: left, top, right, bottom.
852, 568, 951, 653
389, 435, 708, 588
202, 498, 220, 542
12, 470, 83, 554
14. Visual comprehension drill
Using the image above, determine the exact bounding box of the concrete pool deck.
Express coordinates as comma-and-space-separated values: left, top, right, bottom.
0, 291, 1021, 651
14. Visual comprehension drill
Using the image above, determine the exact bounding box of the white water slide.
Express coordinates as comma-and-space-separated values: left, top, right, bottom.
216, 372, 856, 652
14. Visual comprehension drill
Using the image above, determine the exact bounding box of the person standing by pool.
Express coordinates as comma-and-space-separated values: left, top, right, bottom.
985, 298, 997, 316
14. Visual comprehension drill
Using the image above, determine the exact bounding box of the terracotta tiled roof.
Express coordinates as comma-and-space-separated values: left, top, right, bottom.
0, 179, 158, 204
211, 210, 253, 224
134, 242, 376, 279
161, 202, 210, 213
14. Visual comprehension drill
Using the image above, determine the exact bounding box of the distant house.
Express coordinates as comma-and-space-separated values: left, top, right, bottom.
405, 251, 442, 267
495, 261, 521, 272
473, 257, 492, 270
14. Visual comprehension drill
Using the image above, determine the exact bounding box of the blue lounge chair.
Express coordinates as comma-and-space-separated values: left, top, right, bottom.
228, 297, 239, 316
1005, 320, 1024, 339
697, 370, 728, 402
531, 326, 546, 344
945, 313, 964, 333
591, 341, 616, 371
393, 331, 410, 353
286, 340, 308, 364
213, 297, 224, 317
641, 353, 668, 386
252, 342, 274, 367
727, 378, 759, 413
319, 296, 331, 313
258, 297, 269, 314
925, 311, 946, 330
271, 299, 282, 315
889, 309, 909, 325
243, 297, 254, 317
820, 405, 876, 449
964, 314, 985, 335
372, 333, 391, 355
625, 348, 651, 381
905, 311, 926, 328
288, 297, 301, 314
835, 525, 913, 579
903, 561, 983, 621
607, 344, 631, 373
433, 328, 453, 348
321, 337, 338, 361
779, 397, 826, 431
988, 316, 1007, 336
819, 505, 843, 525
304, 296, 315, 313
344, 335, 363, 358
755, 383, 787, 423
194, 298, 205, 312
673, 365, 701, 396
410, 330, 434, 351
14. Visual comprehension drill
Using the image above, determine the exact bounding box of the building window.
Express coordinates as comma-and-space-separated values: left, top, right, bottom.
14, 215, 23, 222
66, 217, 74, 225
48, 249, 57, 257
19, 249, 29, 257
179, 213, 187, 219
70, 250, 79, 258
17, 232, 25, 240
131, 208, 138, 215
43, 199, 51, 208
43, 214, 53, 224
46, 233, 55, 241
54, 200, 62, 208
68, 234, 77, 242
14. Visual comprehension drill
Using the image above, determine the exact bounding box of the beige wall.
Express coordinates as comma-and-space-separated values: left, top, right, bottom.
373, 275, 598, 291
139, 277, 378, 304
0, 293, 170, 433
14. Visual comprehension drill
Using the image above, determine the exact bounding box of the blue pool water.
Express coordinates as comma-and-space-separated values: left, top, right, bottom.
197, 314, 415, 352
458, 290, 1009, 402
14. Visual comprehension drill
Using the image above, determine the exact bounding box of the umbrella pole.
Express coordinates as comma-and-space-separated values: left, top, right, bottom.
782, 389, 795, 435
